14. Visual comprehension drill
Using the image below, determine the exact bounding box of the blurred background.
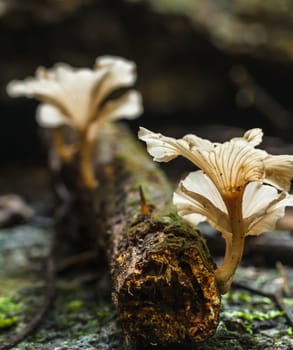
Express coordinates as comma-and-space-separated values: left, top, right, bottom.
1, 0, 293, 172
0, 3, 293, 349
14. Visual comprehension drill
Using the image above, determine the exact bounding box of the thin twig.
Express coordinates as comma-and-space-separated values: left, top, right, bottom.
275, 261, 291, 296
272, 289, 293, 328
232, 281, 293, 327
55, 249, 98, 273
0, 256, 56, 350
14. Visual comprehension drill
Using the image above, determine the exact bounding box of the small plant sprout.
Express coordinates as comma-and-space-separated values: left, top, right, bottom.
7, 56, 143, 188
138, 127, 293, 294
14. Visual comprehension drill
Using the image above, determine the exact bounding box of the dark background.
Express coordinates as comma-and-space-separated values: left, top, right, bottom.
1, 0, 293, 168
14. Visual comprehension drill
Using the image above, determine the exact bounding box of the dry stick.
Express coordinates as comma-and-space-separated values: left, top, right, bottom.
55, 249, 98, 273
92, 123, 221, 346
275, 261, 291, 296
231, 281, 293, 327
0, 257, 55, 350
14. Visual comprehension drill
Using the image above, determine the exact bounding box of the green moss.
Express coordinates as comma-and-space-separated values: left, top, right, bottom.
226, 291, 252, 303
284, 298, 293, 307
96, 306, 112, 321
219, 287, 293, 348
222, 299, 285, 335
67, 300, 84, 313
222, 309, 284, 323
0, 296, 22, 329
0, 315, 19, 328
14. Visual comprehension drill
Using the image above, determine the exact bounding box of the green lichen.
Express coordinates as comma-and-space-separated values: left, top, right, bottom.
0, 296, 22, 329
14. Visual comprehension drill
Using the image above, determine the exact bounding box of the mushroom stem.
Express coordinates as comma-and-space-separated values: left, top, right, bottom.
79, 130, 97, 189
53, 126, 76, 163
215, 193, 245, 294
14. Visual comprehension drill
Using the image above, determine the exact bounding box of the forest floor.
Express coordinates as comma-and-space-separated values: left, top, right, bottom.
0, 164, 292, 350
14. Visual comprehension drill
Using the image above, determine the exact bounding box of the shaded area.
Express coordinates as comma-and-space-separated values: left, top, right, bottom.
0, 219, 292, 349
1, 0, 293, 165
0, 1, 293, 349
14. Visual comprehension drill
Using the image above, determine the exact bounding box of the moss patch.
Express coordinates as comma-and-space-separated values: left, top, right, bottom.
67, 299, 84, 313
0, 296, 22, 329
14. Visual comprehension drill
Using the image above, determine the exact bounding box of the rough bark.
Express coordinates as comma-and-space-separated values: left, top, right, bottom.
93, 123, 221, 346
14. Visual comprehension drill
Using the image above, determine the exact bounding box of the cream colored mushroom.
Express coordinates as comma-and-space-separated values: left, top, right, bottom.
7, 56, 143, 188
138, 127, 293, 294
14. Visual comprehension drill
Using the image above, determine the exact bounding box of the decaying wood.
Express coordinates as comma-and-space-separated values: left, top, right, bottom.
53, 122, 221, 346
91, 124, 221, 346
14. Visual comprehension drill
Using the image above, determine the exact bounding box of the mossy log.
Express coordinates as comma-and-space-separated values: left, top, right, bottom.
92, 123, 221, 346
54, 123, 221, 346
110, 216, 220, 346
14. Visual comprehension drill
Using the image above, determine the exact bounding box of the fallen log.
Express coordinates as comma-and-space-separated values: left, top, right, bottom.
56, 123, 221, 346
94, 124, 221, 346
